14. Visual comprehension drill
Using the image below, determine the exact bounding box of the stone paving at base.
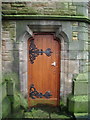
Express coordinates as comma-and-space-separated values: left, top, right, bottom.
24, 105, 74, 119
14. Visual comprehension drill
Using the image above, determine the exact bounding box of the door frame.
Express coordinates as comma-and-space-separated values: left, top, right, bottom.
18, 21, 69, 104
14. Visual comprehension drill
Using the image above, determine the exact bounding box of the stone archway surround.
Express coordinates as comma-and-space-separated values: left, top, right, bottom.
18, 21, 78, 103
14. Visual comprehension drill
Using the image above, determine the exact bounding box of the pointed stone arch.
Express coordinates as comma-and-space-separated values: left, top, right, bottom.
18, 21, 72, 103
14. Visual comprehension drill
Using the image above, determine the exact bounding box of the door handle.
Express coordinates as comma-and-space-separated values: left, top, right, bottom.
51, 62, 56, 66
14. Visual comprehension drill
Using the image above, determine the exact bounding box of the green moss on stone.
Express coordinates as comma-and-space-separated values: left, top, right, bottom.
2, 21, 11, 29
17, 92, 28, 110
24, 105, 73, 119
2, 14, 89, 19
17, 9, 28, 14
31, 109, 49, 118
51, 113, 70, 119
16, 7, 38, 15
9, 28, 16, 40
26, 7, 38, 15
13, 93, 21, 111
24, 112, 33, 118
2, 21, 15, 31
2, 4, 11, 10
0, 76, 2, 84
1, 72, 28, 119
2, 97, 11, 118
13, 90, 28, 112
2, 10, 17, 15
0, 82, 7, 101
11, 4, 26, 7
69, 6, 76, 10
69, 95, 88, 101
48, 10, 70, 16
3, 72, 19, 90
74, 113, 88, 119
11, 109, 24, 118
67, 95, 88, 113
2, 15, 90, 24
74, 113, 88, 116
73, 80, 88, 95
73, 73, 88, 81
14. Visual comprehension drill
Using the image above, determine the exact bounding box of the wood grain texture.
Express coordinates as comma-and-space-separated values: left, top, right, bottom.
28, 33, 60, 107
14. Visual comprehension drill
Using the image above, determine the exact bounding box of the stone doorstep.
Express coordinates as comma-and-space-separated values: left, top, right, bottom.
24, 106, 73, 119
24, 111, 72, 119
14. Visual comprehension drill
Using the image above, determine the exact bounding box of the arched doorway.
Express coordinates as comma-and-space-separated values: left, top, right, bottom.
18, 23, 71, 106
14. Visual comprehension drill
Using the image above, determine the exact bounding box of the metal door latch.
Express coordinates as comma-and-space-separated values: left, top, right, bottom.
51, 62, 56, 66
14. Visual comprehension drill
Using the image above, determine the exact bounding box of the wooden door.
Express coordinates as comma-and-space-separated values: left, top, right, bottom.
28, 33, 60, 107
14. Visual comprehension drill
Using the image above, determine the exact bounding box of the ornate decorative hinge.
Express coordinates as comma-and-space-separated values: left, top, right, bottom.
29, 39, 53, 64
29, 84, 52, 99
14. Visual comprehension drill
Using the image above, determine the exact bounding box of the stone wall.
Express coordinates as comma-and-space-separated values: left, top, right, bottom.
1, 21, 16, 119
1, 1, 89, 117
68, 21, 89, 114
2, 21, 17, 74
2, 1, 88, 16
2, 20, 88, 101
